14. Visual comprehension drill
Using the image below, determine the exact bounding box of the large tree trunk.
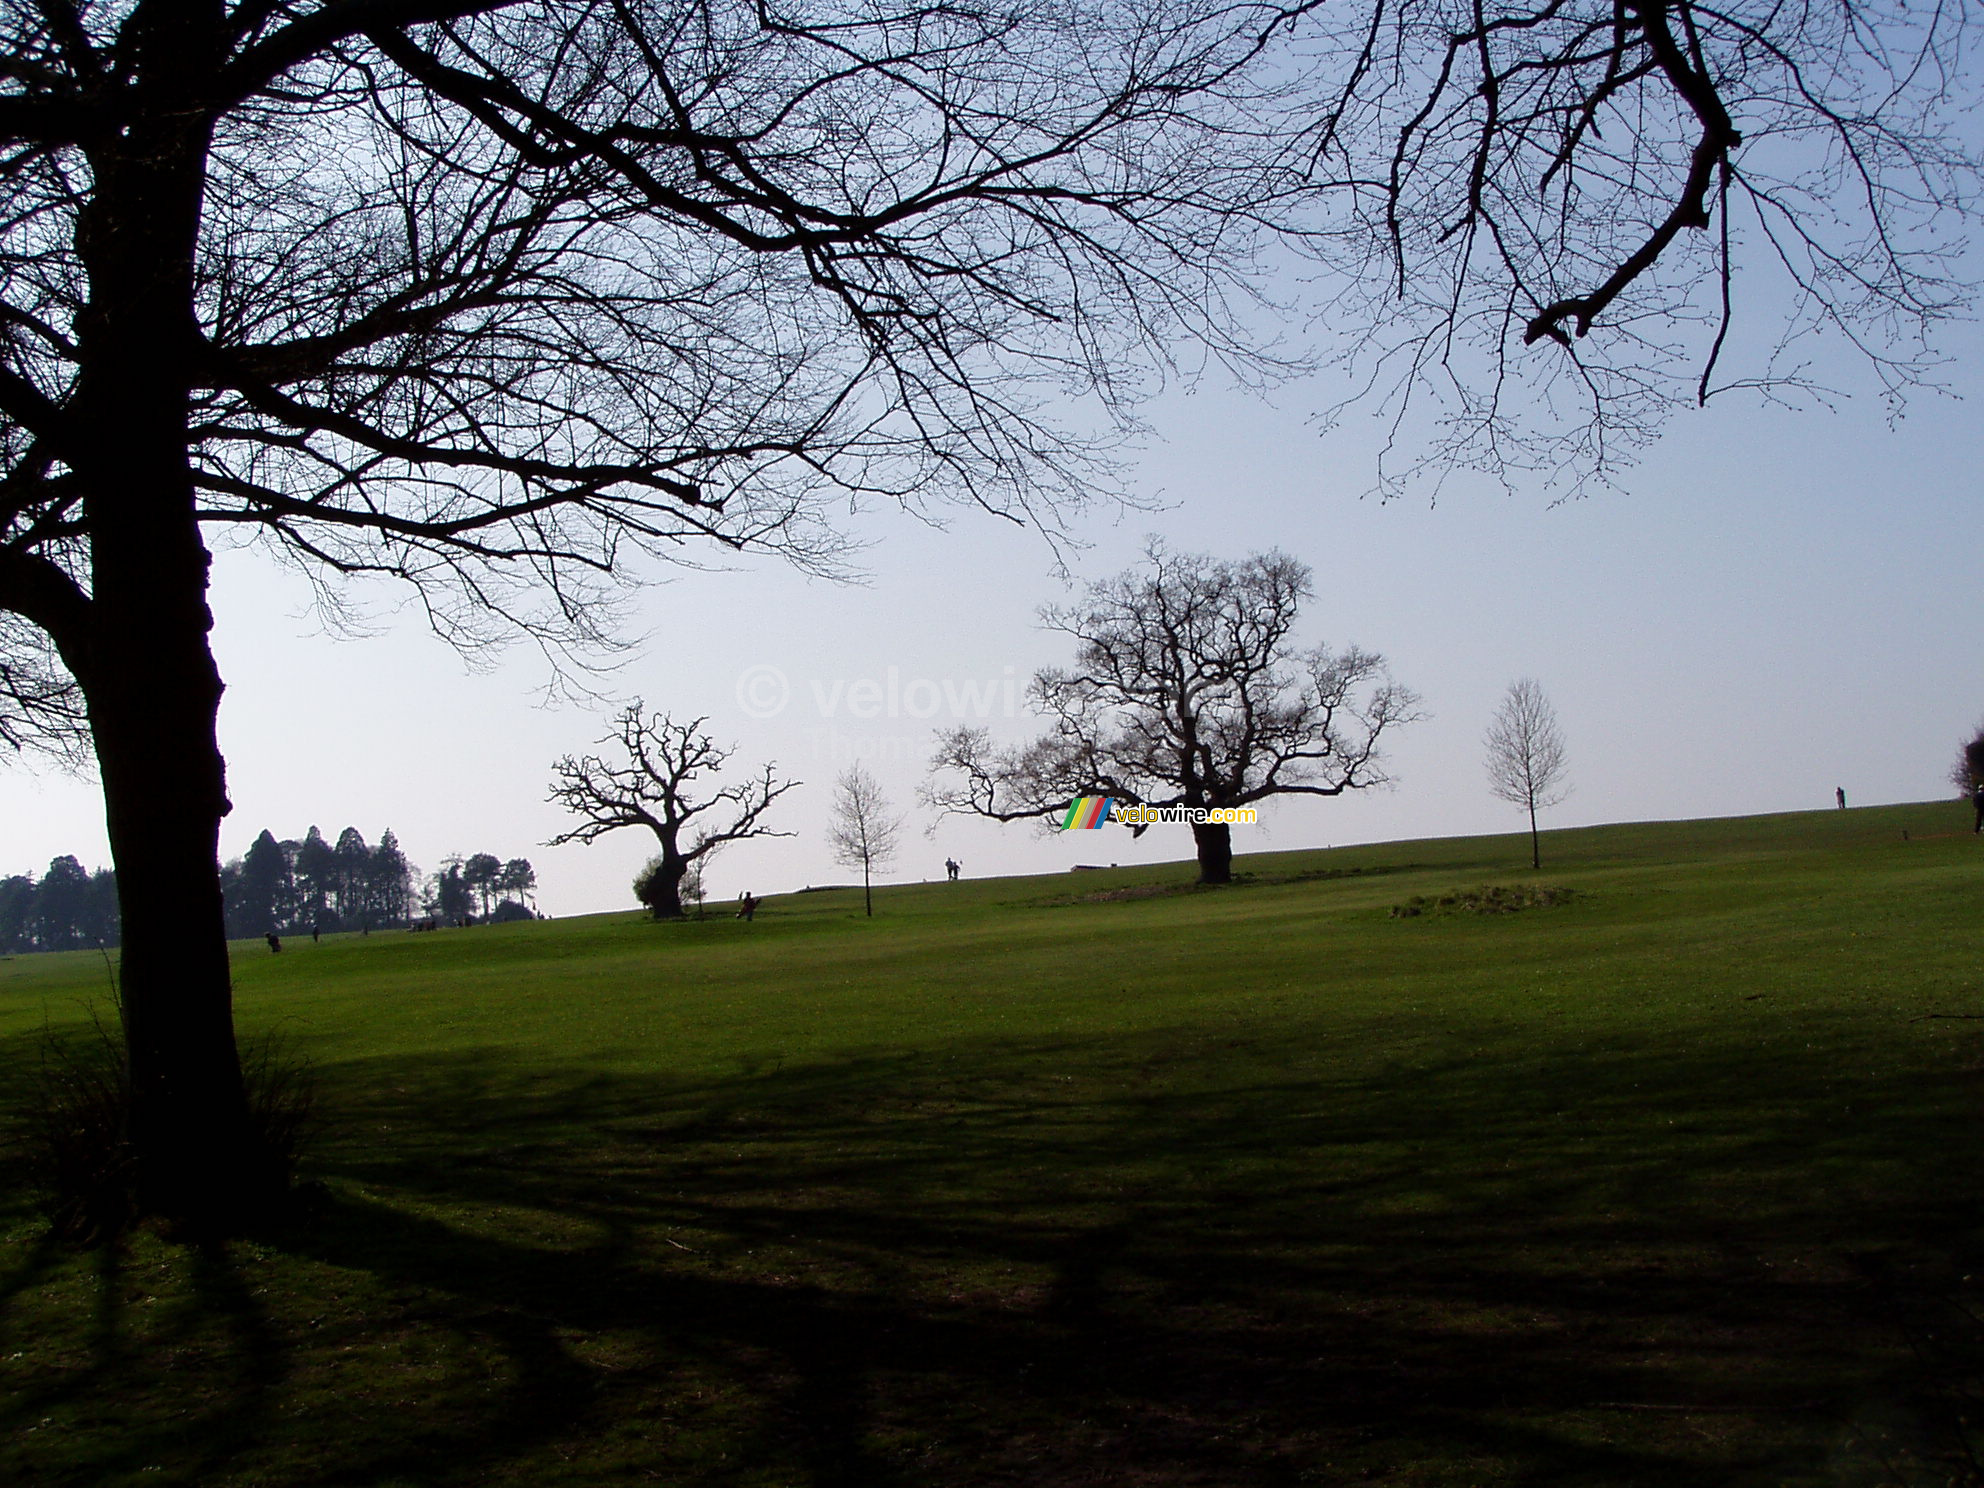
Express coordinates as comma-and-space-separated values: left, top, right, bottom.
92, 582, 260, 1223
70, 14, 268, 1227
1192, 822, 1233, 884
644, 858, 687, 919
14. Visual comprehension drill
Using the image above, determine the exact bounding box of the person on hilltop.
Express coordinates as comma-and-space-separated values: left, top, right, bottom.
945, 857, 961, 882
1836, 786, 1847, 810
737, 892, 760, 922
265, 932, 281, 954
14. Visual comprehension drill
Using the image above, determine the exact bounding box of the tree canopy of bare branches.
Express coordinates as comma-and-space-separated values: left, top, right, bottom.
1484, 678, 1570, 869
927, 544, 1419, 884
1293, 0, 1981, 489
548, 705, 796, 919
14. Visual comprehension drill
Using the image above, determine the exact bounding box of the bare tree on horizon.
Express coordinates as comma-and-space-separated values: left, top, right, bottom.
829, 764, 903, 918
1485, 680, 1572, 871
549, 705, 797, 920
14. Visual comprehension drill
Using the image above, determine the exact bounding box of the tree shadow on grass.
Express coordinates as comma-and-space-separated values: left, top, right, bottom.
5, 1028, 1982, 1486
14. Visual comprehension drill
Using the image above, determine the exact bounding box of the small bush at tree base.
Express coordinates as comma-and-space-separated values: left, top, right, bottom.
1390, 884, 1578, 918
23, 1017, 318, 1246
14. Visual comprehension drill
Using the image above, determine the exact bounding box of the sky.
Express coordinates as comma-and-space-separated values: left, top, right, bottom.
3, 322, 1980, 917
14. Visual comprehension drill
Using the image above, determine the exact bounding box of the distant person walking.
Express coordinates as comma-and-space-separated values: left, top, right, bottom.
1836, 786, 1847, 810
944, 857, 961, 882
737, 892, 760, 921
265, 932, 282, 954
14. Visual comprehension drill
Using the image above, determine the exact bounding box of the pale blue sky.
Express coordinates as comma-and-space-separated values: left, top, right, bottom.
3, 326, 1979, 916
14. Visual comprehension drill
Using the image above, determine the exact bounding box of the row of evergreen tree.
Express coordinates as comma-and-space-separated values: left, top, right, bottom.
1, 828, 540, 954
0, 857, 118, 954
222, 826, 418, 938
222, 827, 538, 937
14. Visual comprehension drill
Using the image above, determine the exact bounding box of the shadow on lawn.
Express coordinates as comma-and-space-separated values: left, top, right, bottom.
5, 1029, 1984, 1487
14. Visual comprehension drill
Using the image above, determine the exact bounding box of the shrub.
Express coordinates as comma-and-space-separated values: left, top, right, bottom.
24, 1014, 317, 1245
1390, 884, 1577, 918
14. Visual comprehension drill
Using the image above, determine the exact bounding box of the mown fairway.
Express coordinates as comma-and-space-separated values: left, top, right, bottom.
4, 802, 1984, 1486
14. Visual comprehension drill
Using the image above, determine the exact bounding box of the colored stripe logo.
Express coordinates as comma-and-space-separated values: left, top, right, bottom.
1060, 796, 1112, 830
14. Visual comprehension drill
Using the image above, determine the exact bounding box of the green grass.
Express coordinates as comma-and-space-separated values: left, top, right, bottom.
4, 800, 1984, 1485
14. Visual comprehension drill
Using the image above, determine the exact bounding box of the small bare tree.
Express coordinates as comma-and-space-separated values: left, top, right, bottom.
1485, 680, 1571, 870
549, 704, 797, 919
829, 765, 903, 918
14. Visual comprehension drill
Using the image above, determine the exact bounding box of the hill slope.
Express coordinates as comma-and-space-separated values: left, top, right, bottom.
2, 800, 1982, 1486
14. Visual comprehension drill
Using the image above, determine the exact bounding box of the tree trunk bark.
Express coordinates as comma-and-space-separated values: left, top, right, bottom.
1528, 802, 1540, 870
1193, 822, 1233, 884
69, 14, 269, 1228
646, 857, 687, 919
92, 593, 259, 1223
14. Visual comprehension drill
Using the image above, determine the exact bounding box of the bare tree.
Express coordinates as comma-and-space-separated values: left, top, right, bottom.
549, 705, 796, 919
0, 0, 1336, 1223
928, 544, 1418, 884
829, 764, 902, 918
1485, 680, 1571, 870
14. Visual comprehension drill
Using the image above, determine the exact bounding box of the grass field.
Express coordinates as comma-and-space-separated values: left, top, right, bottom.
4, 801, 1984, 1486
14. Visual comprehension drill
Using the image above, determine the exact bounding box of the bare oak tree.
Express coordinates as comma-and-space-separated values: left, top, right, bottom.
828, 764, 901, 918
549, 705, 797, 919
1484, 679, 1571, 870
928, 545, 1418, 884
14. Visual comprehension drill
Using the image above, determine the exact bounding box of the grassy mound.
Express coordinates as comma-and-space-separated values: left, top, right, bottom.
1390, 882, 1578, 916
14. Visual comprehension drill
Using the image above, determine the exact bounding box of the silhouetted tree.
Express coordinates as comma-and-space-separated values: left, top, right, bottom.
0, 858, 117, 951
1950, 726, 1984, 795
332, 828, 371, 927
829, 765, 903, 917
1484, 680, 1571, 870
429, 861, 474, 924
928, 545, 1417, 884
34, 855, 93, 950
0, 873, 33, 953
0, 0, 1349, 1224
550, 705, 796, 919
226, 830, 292, 939
1950, 723, 1984, 832
369, 831, 415, 929
292, 828, 336, 929
497, 859, 537, 915
461, 854, 503, 922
